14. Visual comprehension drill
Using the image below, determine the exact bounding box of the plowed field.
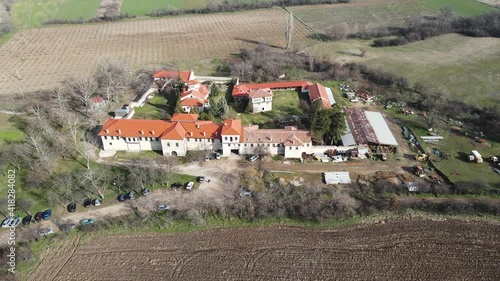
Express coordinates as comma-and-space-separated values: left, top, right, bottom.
0, 8, 312, 95
28, 219, 500, 280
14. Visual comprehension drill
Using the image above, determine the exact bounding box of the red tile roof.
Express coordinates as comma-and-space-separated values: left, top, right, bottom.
307, 83, 332, 108
153, 70, 192, 82
187, 80, 200, 85
181, 98, 204, 107
232, 81, 308, 97
181, 89, 208, 101
98, 119, 175, 138
182, 122, 222, 139
248, 89, 273, 99
243, 126, 312, 146
171, 113, 199, 122
221, 119, 242, 137
161, 122, 186, 140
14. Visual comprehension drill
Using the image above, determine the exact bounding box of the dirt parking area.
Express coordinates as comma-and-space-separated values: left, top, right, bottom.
28, 219, 500, 280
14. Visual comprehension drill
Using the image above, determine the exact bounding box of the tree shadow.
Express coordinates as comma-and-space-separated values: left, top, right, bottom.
234, 37, 282, 49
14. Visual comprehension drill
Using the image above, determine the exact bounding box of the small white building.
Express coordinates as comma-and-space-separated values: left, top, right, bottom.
248, 88, 273, 113
324, 172, 351, 184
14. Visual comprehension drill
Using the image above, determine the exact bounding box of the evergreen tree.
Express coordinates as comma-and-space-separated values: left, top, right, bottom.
174, 88, 183, 113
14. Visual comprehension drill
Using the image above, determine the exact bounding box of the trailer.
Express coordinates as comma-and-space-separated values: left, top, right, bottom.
471, 150, 483, 163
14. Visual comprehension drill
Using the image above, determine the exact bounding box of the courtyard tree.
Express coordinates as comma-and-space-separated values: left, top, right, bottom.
67, 76, 98, 117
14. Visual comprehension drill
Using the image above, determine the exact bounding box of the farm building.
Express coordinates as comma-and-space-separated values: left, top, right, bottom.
324, 172, 351, 184
341, 109, 398, 152
307, 83, 335, 108
180, 80, 210, 113
99, 115, 311, 159
153, 70, 195, 82
247, 88, 273, 113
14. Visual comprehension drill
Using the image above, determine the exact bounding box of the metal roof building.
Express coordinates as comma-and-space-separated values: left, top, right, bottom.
341, 109, 398, 147
324, 172, 351, 184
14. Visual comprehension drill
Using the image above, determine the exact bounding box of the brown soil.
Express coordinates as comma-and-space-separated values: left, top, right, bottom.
28, 219, 500, 280
0, 8, 312, 95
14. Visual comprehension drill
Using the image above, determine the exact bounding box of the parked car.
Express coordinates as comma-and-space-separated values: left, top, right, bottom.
117, 194, 126, 202
59, 223, 76, 232
127, 191, 135, 200
23, 215, 33, 225
215, 152, 221, 160
8, 217, 22, 228
141, 188, 150, 196
38, 228, 54, 237
67, 202, 77, 213
34, 212, 44, 221
185, 182, 194, 190
83, 198, 92, 208
92, 199, 101, 206
80, 218, 95, 226
43, 209, 52, 220
1, 218, 13, 228
196, 176, 205, 183
171, 183, 182, 190
247, 155, 258, 162
157, 204, 170, 211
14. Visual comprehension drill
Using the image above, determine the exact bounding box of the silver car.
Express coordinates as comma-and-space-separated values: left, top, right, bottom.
38, 228, 54, 237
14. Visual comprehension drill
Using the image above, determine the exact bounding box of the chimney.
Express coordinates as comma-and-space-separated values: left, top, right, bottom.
190, 132, 193, 136
203, 132, 206, 137
117, 129, 121, 134
215, 132, 218, 137
105, 129, 109, 134
140, 130, 144, 135
224, 122, 227, 126
151, 130, 155, 135
196, 124, 200, 129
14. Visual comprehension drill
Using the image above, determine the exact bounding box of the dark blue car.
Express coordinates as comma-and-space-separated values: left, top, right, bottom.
43, 209, 52, 220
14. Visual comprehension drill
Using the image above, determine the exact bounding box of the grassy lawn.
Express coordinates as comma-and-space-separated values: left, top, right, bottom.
133, 94, 174, 120
385, 109, 500, 189
421, 0, 499, 16
309, 33, 500, 106
11, 0, 101, 27
291, 0, 499, 34
121, 0, 274, 16
233, 90, 306, 128
0, 114, 24, 149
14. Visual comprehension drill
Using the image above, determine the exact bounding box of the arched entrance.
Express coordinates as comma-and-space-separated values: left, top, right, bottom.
171, 151, 178, 156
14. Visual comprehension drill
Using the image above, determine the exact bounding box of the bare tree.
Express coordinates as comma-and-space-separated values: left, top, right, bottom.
95, 59, 131, 104
81, 168, 106, 199
67, 76, 97, 117
285, 11, 294, 50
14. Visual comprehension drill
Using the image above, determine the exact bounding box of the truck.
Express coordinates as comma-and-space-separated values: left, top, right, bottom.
470, 150, 483, 163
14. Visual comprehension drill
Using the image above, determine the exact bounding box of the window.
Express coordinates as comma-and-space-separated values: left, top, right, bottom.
195, 138, 197, 142
156, 138, 159, 141
104, 136, 107, 140
230, 137, 233, 142
268, 144, 270, 147
167, 143, 170, 147
307, 143, 310, 147
109, 142, 112, 145
272, 144, 275, 147
235, 137, 238, 141
251, 144, 254, 147
289, 147, 292, 150
296, 147, 298, 150
244, 144, 247, 147
176, 143, 179, 147
224, 137, 228, 141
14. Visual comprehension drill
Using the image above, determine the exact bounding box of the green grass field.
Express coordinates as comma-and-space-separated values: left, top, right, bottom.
231, 90, 306, 128
309, 33, 500, 106
121, 0, 275, 16
0, 114, 24, 149
11, 0, 101, 27
134, 95, 173, 120
290, 0, 499, 34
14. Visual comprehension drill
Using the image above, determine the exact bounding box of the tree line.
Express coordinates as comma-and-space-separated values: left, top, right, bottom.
371, 12, 500, 47
150, 0, 350, 17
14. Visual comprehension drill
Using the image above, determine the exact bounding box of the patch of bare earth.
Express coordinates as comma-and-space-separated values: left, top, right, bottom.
96, 0, 123, 19
476, 0, 500, 8
28, 219, 500, 280
0, 8, 312, 95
